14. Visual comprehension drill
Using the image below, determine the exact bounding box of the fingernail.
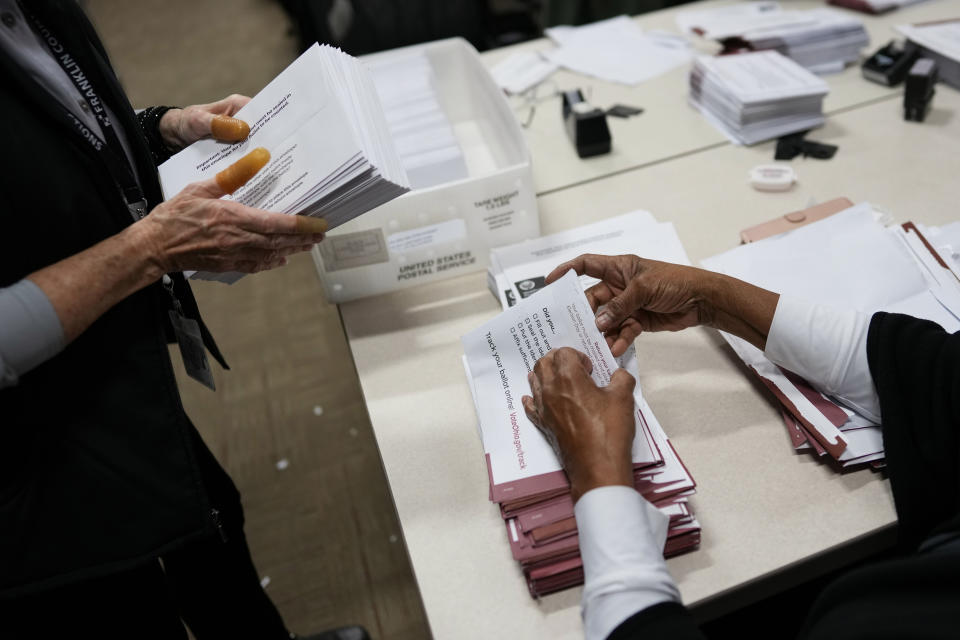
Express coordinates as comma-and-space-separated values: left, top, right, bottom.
295, 216, 328, 234
211, 115, 250, 142
596, 312, 613, 330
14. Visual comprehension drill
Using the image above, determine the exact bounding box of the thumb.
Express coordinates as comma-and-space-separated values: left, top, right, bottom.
209, 113, 251, 143
595, 279, 643, 332
608, 368, 636, 396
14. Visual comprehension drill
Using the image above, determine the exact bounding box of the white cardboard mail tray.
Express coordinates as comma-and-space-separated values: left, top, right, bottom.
312, 38, 540, 302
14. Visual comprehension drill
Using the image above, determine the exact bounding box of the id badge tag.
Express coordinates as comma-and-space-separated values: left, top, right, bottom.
168, 310, 216, 390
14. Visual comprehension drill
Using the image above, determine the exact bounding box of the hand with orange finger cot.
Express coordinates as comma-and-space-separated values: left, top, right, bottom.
133, 147, 328, 276
544, 254, 781, 356
521, 346, 637, 503
157, 94, 253, 149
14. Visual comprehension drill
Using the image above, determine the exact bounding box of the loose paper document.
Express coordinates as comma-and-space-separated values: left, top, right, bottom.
544, 15, 692, 85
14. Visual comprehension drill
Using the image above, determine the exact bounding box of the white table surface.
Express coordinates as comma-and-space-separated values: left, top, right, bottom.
338, 68, 960, 638
479, 0, 957, 195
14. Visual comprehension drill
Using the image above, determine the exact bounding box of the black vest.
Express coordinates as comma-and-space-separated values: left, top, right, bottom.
0, 0, 228, 596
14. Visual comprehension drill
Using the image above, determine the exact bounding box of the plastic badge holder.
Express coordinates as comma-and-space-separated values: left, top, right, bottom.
312, 38, 540, 303
749, 164, 797, 192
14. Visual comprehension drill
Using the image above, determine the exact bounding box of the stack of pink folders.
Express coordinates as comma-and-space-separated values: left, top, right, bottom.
462, 269, 700, 598
499, 396, 701, 596
704, 200, 960, 471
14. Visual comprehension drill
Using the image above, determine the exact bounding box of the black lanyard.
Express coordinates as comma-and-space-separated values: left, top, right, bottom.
20, 2, 148, 221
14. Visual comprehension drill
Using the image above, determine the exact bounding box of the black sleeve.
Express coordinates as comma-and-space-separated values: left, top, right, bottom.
866, 312, 960, 549
607, 602, 706, 640
800, 545, 960, 640
135, 106, 181, 166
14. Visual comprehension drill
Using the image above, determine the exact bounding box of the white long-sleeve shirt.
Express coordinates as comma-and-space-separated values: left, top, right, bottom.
577, 295, 879, 640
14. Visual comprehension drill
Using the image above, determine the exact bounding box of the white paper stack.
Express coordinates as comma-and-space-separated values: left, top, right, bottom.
828, 0, 932, 16
159, 44, 410, 283
486, 210, 690, 308
702, 202, 960, 469
368, 52, 469, 190
689, 50, 829, 145
544, 15, 693, 85
678, 4, 868, 73
897, 20, 960, 90
489, 51, 559, 95
463, 269, 700, 597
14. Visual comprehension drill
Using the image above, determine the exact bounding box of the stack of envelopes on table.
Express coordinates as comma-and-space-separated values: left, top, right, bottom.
463, 213, 701, 597
897, 19, 960, 90
830, 0, 932, 16
678, 5, 868, 73
702, 202, 960, 470
689, 50, 829, 145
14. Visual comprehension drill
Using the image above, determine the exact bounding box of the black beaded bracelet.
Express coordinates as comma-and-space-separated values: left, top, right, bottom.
136, 105, 180, 165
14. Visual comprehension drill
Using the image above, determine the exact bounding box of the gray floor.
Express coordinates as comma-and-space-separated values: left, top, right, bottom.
84, 2, 431, 637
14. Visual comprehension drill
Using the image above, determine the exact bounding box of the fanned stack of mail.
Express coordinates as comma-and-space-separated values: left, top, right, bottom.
702, 202, 960, 470
463, 214, 701, 597
159, 43, 410, 283
368, 52, 469, 189
678, 4, 868, 73
689, 50, 829, 145
897, 19, 960, 90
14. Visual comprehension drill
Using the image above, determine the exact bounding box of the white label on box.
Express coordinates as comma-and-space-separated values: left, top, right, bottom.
473, 189, 522, 232
387, 218, 467, 254
319, 228, 390, 272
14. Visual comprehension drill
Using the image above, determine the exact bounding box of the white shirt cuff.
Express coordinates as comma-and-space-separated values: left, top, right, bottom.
575, 485, 680, 640
764, 295, 881, 423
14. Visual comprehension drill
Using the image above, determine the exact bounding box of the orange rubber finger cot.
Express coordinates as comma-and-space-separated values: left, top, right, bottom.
215, 147, 270, 195
210, 114, 251, 142
294, 215, 328, 234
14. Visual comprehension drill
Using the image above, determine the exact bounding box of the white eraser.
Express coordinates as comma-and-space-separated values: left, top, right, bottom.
749, 164, 797, 192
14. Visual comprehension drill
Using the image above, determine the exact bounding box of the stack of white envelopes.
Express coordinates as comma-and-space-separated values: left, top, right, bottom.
702, 202, 960, 469
689, 50, 829, 144
743, 9, 868, 72
159, 43, 410, 283
898, 19, 960, 90
464, 213, 701, 597
368, 52, 469, 189
679, 4, 868, 73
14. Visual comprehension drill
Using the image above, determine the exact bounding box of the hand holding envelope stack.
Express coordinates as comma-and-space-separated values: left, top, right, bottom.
703, 201, 960, 469
159, 43, 410, 283
463, 212, 702, 597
